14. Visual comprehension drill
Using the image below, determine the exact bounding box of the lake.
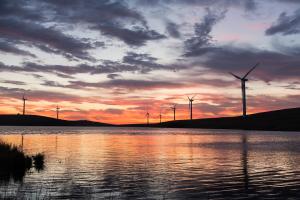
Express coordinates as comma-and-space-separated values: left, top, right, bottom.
0, 126, 299, 199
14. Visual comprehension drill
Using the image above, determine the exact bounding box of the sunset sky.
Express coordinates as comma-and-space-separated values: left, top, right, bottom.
0, 0, 299, 124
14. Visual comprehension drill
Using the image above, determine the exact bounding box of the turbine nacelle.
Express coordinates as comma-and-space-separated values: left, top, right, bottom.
229, 63, 259, 81
170, 104, 177, 110
22, 95, 27, 101
187, 95, 196, 103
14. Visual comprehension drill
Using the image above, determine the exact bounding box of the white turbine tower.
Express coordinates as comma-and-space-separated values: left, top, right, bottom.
229, 63, 259, 117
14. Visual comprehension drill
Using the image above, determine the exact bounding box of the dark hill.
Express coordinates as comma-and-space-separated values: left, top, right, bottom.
129, 107, 300, 131
1, 108, 299, 131
0, 115, 112, 126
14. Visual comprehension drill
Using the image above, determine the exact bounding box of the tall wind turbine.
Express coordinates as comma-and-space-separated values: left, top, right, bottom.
56, 105, 60, 119
187, 95, 196, 120
22, 94, 27, 115
170, 104, 177, 121
229, 63, 259, 117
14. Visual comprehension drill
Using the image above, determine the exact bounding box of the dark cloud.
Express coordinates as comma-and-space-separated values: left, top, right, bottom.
0, 0, 165, 60
43, 0, 166, 46
0, 18, 94, 61
105, 108, 123, 115
191, 45, 300, 81
44, 0, 146, 24
184, 8, 226, 56
122, 52, 167, 73
105, 79, 184, 90
0, 86, 81, 102
266, 9, 300, 35
166, 22, 181, 38
95, 25, 166, 46
0, 62, 93, 78
41, 80, 66, 88
98, 53, 178, 74
282, 82, 300, 90
190, 77, 236, 88
137, 0, 257, 11
0, 40, 36, 57
68, 79, 186, 90
1, 80, 26, 86
0, 52, 176, 78
0, 0, 44, 21
247, 94, 300, 111
0, 61, 137, 78
107, 74, 121, 79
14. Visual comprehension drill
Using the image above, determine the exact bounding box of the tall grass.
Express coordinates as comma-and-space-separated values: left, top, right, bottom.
33, 153, 45, 171
0, 141, 44, 182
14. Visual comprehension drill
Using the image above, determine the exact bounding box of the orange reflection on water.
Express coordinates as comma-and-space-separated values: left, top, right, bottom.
0, 127, 300, 199
0, 133, 241, 171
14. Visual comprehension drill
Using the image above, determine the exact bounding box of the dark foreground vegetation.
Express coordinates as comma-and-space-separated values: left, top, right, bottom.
0, 142, 44, 182
130, 107, 300, 131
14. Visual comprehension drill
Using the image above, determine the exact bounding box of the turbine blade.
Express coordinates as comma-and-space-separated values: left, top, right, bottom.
243, 62, 259, 79
229, 72, 242, 80
192, 94, 197, 99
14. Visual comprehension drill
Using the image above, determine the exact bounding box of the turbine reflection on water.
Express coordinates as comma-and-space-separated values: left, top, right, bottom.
0, 127, 299, 199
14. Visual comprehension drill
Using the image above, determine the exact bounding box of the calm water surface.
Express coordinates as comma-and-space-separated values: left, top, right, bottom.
0, 126, 299, 199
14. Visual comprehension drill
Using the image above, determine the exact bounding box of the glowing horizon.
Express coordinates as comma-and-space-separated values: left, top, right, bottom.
0, 0, 299, 124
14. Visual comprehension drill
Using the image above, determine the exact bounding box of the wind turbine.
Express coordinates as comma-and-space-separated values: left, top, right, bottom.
187, 95, 196, 120
146, 109, 150, 125
22, 94, 27, 115
159, 107, 162, 124
170, 104, 177, 121
56, 105, 60, 119
229, 63, 259, 117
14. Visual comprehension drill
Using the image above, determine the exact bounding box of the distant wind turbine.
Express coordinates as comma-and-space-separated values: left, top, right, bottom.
146, 109, 150, 125
170, 104, 177, 121
22, 94, 27, 115
229, 63, 259, 117
159, 108, 162, 124
187, 95, 196, 120
56, 105, 60, 119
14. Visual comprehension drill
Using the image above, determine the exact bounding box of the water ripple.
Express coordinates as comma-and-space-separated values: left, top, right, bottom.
0, 127, 299, 199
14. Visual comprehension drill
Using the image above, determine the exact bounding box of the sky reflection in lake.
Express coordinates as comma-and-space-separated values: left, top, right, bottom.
0, 127, 299, 199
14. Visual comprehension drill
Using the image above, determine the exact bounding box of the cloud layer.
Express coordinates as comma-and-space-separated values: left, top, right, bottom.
0, 0, 299, 123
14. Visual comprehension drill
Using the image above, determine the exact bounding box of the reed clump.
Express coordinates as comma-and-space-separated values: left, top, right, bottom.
33, 153, 45, 171
0, 141, 44, 182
